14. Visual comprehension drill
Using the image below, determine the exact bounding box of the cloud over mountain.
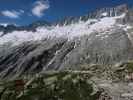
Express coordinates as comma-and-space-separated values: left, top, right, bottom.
1, 10, 24, 19
32, 0, 50, 17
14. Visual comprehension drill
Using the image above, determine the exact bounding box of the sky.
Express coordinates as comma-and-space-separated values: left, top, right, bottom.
0, 0, 133, 26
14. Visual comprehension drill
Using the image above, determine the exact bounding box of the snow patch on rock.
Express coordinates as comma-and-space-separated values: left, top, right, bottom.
101, 12, 108, 16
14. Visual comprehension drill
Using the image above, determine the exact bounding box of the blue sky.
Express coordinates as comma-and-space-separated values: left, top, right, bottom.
0, 0, 133, 25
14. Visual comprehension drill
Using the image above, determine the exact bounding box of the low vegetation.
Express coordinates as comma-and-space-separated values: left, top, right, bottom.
0, 71, 101, 100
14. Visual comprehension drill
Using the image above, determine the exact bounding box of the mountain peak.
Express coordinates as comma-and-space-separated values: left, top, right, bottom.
88, 4, 128, 19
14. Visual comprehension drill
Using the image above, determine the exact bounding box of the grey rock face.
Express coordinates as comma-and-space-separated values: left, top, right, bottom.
60, 29, 133, 70
0, 39, 68, 78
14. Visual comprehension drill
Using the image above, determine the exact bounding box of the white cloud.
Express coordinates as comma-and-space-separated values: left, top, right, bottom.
32, 0, 49, 17
1, 10, 23, 19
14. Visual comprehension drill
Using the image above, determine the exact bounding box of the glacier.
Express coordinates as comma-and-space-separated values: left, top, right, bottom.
0, 13, 127, 46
